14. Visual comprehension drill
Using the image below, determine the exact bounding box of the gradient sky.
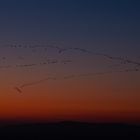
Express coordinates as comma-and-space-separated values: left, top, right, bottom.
0, 0, 140, 123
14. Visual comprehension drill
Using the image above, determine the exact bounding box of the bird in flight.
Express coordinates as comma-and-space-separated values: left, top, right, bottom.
14, 87, 22, 93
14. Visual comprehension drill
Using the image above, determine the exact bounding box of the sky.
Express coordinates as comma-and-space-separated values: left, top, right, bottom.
0, 0, 140, 123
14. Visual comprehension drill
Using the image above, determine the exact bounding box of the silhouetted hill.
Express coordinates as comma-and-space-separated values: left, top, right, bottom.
0, 121, 139, 140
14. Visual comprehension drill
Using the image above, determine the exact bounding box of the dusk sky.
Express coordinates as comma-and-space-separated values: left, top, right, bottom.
0, 0, 140, 123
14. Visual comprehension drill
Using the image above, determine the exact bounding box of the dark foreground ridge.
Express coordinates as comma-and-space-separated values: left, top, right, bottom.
0, 121, 140, 140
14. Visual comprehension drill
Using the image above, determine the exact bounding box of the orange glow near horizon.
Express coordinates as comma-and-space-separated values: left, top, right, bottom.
0, 76, 140, 123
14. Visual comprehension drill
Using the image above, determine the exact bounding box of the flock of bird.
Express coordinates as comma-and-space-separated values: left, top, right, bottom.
7, 44, 140, 67
0, 43, 139, 93
14, 68, 140, 93
0, 59, 72, 69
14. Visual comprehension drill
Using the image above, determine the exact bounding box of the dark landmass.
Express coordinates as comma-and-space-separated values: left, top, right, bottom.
0, 121, 140, 140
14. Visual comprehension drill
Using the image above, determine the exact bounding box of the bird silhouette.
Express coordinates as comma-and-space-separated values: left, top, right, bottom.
14, 87, 22, 93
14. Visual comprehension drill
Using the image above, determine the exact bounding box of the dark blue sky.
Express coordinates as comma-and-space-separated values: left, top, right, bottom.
0, 0, 140, 57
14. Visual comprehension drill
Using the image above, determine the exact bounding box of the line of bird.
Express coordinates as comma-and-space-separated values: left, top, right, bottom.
0, 59, 73, 69
14, 67, 139, 93
5, 43, 140, 68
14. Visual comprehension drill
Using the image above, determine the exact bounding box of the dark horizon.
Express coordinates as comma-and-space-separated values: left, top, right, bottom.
0, 120, 140, 140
